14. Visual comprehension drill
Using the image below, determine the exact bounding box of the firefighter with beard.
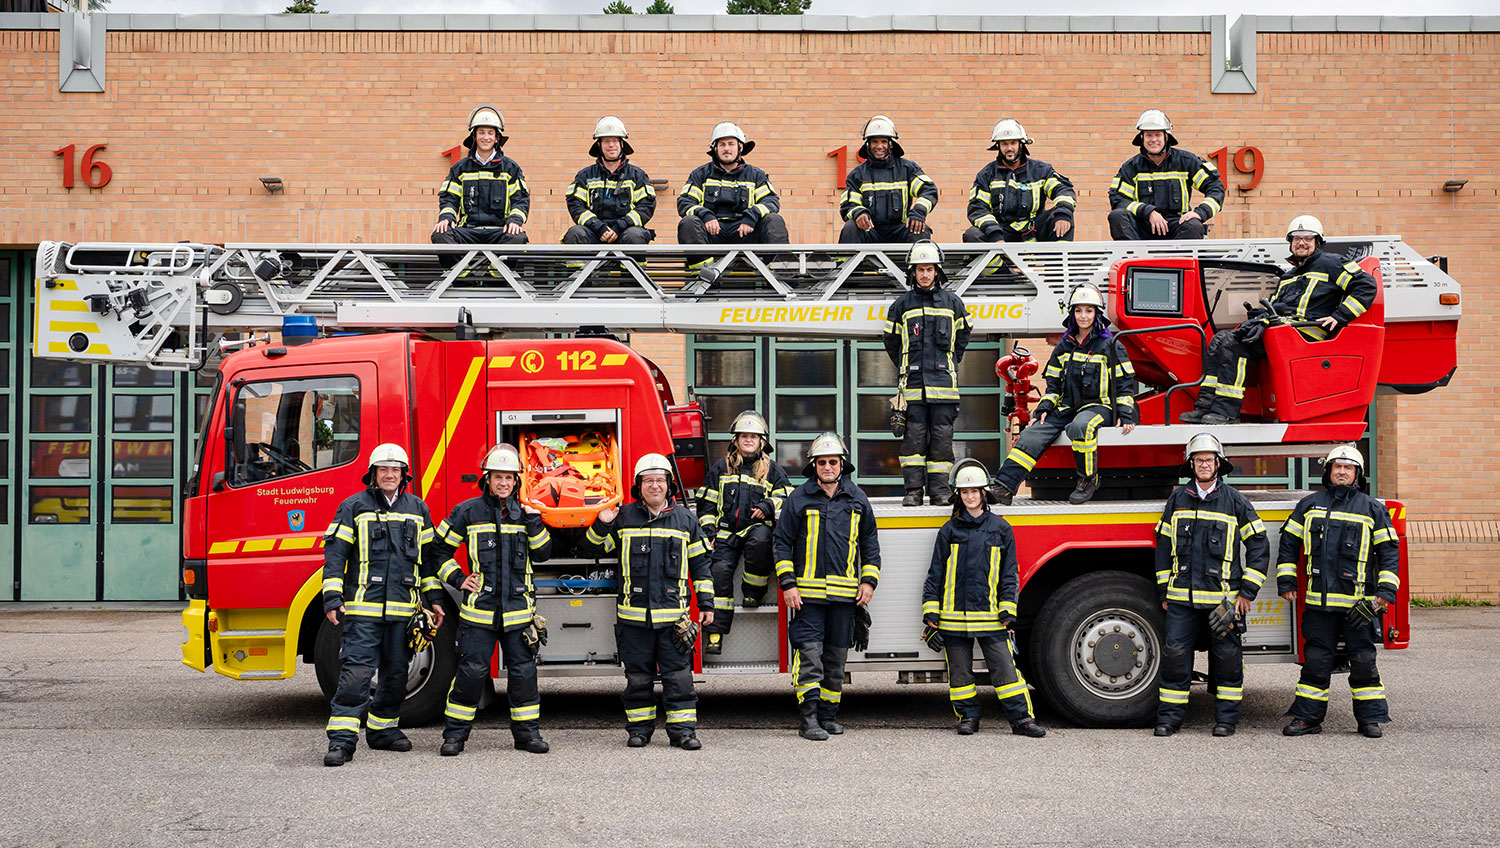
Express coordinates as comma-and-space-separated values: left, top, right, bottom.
1278, 445, 1399, 739
578, 453, 714, 750
425, 444, 552, 757
320, 443, 445, 767
696, 410, 792, 656
773, 433, 881, 741
963, 119, 1076, 243
677, 121, 789, 276
1152, 433, 1269, 738
838, 115, 939, 244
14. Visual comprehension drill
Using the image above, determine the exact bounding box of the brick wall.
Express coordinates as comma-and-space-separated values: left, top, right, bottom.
2, 26, 1496, 597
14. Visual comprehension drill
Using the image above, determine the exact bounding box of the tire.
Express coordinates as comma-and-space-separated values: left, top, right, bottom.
1028, 570, 1164, 727
311, 610, 460, 727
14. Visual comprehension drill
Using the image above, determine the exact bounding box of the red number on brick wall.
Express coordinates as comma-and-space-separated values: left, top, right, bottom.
442, 145, 464, 166
827, 145, 867, 189
1209, 146, 1264, 192
53, 144, 112, 189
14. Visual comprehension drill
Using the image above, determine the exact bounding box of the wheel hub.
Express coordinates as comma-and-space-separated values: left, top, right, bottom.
1070, 608, 1159, 699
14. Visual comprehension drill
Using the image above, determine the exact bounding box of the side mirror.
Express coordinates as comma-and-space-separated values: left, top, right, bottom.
211, 471, 227, 492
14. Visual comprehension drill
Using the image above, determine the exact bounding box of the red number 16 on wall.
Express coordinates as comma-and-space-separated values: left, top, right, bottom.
1209, 146, 1264, 191
54, 143, 112, 188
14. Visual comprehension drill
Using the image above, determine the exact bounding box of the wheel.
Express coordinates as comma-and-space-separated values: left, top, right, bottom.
1029, 570, 1164, 727
311, 608, 460, 727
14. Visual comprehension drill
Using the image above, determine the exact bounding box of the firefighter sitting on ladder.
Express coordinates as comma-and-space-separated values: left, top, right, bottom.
1153, 433, 1269, 738
425, 444, 553, 757
989, 284, 1137, 506
431, 105, 531, 270
838, 115, 939, 244
963, 118, 1076, 244
1107, 109, 1224, 241
562, 116, 657, 246
579, 453, 714, 750
922, 459, 1047, 738
1182, 215, 1380, 425
696, 410, 792, 656
320, 443, 445, 767
677, 121, 789, 276
883, 241, 971, 507
1278, 445, 1399, 739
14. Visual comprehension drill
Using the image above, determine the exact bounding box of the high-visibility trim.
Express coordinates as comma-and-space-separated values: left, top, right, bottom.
366, 713, 400, 731
1351, 685, 1387, 701
665, 709, 696, 724
818, 686, 842, 703
1295, 683, 1330, 702
510, 704, 541, 721
326, 716, 362, 733
743, 572, 770, 588
1006, 447, 1038, 472
459, 605, 497, 626
1276, 562, 1298, 579
994, 680, 1029, 701
625, 705, 657, 722
713, 596, 736, 611
949, 684, 978, 701
322, 577, 344, 594
445, 701, 477, 722
1215, 685, 1244, 702
1158, 687, 1189, 705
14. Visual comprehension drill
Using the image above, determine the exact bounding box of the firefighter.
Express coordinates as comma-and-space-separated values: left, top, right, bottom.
838, 115, 939, 244
1107, 109, 1224, 241
963, 119, 1076, 244
989, 285, 1137, 507
431, 105, 530, 272
677, 121, 789, 274
773, 432, 881, 741
562, 116, 657, 246
424, 444, 552, 757
922, 459, 1047, 738
1153, 433, 1269, 737
883, 241, 971, 507
1278, 445, 1399, 738
320, 443, 445, 767
696, 410, 792, 656
578, 453, 714, 750
1182, 215, 1379, 424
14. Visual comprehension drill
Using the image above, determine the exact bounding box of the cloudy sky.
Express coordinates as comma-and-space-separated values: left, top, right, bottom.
103, 0, 1492, 18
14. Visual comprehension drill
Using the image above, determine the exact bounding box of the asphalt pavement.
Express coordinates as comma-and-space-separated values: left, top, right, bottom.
0, 607, 1496, 847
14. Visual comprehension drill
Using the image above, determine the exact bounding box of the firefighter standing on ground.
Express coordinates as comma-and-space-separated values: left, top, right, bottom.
989, 285, 1137, 506
320, 443, 445, 767
431, 106, 531, 268
883, 241, 971, 507
1107, 109, 1224, 241
425, 445, 552, 757
964, 119, 1076, 244
677, 121, 789, 274
578, 453, 713, 750
562, 116, 657, 246
773, 433, 881, 741
838, 115, 939, 244
922, 459, 1047, 738
696, 410, 792, 656
1278, 445, 1398, 738
1153, 433, 1269, 737
1182, 215, 1379, 425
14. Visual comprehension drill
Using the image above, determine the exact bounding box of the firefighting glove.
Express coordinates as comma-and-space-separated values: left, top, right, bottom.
407, 607, 438, 653
999, 612, 1017, 630
1347, 599, 1378, 628
1238, 320, 1267, 345
921, 623, 944, 654
522, 613, 549, 660
853, 606, 872, 653
1208, 599, 1240, 640
890, 381, 908, 438
672, 612, 700, 655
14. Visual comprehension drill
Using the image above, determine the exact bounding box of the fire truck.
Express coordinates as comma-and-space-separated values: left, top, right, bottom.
32, 236, 1460, 726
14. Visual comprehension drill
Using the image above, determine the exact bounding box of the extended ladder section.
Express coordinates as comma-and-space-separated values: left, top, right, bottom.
33, 237, 1459, 370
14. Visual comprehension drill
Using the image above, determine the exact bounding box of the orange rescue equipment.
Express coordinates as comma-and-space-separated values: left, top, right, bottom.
519, 430, 622, 527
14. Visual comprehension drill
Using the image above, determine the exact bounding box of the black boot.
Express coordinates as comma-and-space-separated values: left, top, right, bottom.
989, 483, 1014, 506
514, 735, 550, 754
901, 489, 923, 507
704, 632, 724, 655
1011, 719, 1047, 738
1212, 722, 1236, 737
740, 593, 762, 610
439, 737, 465, 757
1358, 723, 1384, 738
669, 731, 703, 751
1179, 408, 1210, 424
956, 716, 980, 735
368, 733, 412, 752
928, 490, 952, 507
1283, 718, 1323, 736
799, 701, 829, 741
1068, 474, 1100, 505
323, 745, 354, 767
626, 731, 652, 747
820, 717, 844, 735
1153, 723, 1179, 737
1201, 412, 1241, 425
928, 476, 952, 507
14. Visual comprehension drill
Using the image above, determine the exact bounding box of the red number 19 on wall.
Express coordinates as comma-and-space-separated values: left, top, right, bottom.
1209, 146, 1264, 191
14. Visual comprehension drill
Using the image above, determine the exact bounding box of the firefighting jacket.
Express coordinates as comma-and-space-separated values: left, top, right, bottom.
773, 476, 881, 603
322, 487, 444, 621
967, 157, 1076, 238
425, 492, 552, 632
1108, 147, 1225, 224
1033, 324, 1139, 424
921, 508, 1019, 635
839, 155, 938, 227
567, 158, 657, 237
882, 282, 971, 403
696, 454, 792, 540
1267, 249, 1379, 341
1154, 480, 1270, 608
578, 499, 712, 629
677, 159, 780, 228
437, 152, 531, 229
1275, 486, 1399, 609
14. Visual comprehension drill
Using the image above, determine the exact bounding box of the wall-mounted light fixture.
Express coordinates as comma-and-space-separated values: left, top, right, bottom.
259, 176, 284, 193
1442, 179, 1468, 193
